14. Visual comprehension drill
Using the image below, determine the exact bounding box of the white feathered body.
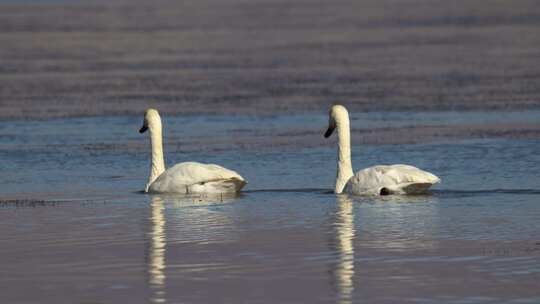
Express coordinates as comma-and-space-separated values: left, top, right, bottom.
148, 162, 246, 194
344, 164, 440, 195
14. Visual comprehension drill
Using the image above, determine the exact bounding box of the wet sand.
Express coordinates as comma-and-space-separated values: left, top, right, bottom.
1, 0, 540, 119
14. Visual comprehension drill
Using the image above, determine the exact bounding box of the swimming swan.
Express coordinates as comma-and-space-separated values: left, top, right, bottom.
139, 109, 246, 194
324, 105, 440, 195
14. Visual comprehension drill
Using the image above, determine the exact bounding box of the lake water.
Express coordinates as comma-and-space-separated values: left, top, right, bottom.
1, 111, 539, 303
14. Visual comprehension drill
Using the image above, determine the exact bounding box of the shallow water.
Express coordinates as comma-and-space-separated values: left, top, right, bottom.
1, 112, 540, 303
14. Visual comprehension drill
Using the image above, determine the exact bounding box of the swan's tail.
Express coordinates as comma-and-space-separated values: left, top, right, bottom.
187, 177, 247, 194
402, 182, 435, 194
226, 177, 247, 192
380, 182, 437, 195
398, 182, 436, 195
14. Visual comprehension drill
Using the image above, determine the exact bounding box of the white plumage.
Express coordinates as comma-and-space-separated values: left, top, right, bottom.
324, 105, 440, 195
344, 164, 440, 195
148, 162, 246, 194
139, 109, 246, 194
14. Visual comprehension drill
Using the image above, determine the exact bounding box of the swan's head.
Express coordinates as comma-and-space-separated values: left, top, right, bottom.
139, 108, 161, 133
324, 104, 349, 138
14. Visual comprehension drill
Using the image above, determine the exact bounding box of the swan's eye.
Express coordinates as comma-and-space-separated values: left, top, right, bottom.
200, 182, 205, 185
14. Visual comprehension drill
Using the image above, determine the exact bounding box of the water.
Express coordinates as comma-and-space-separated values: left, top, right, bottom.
1, 111, 540, 303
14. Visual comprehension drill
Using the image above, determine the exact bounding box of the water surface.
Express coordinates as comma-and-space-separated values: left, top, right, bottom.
1, 112, 539, 303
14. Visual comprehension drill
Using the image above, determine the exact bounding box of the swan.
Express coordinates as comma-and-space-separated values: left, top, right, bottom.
324, 105, 440, 195
139, 108, 247, 194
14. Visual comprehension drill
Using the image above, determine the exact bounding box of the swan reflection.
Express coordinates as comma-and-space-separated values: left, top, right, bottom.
335, 194, 355, 304
147, 193, 240, 303
149, 196, 166, 303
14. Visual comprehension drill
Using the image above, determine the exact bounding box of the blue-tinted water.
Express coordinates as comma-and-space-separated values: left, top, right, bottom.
0, 112, 539, 303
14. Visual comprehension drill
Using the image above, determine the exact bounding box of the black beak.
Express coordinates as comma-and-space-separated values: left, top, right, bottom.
324, 124, 336, 138
139, 125, 148, 133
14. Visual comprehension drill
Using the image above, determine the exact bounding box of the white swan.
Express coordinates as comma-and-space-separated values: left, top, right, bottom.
324, 105, 440, 195
139, 109, 246, 194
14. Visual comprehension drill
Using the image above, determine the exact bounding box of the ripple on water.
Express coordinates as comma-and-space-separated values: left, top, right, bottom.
1, 113, 540, 303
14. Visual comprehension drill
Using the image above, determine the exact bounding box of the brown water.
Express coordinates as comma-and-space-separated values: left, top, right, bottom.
2, 192, 540, 304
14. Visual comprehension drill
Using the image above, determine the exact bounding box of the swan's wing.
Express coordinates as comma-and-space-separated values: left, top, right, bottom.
149, 162, 246, 193
346, 164, 440, 195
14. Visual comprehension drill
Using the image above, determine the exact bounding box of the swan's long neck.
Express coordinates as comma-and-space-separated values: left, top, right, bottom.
147, 119, 166, 192
335, 111, 354, 194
